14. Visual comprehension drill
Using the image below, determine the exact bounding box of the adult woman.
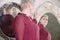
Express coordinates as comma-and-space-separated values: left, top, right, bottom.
13, 1, 39, 40
38, 15, 51, 40
0, 5, 15, 37
33, 14, 51, 40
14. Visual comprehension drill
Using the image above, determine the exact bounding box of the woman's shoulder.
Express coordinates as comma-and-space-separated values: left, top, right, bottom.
17, 12, 26, 17
14, 13, 26, 21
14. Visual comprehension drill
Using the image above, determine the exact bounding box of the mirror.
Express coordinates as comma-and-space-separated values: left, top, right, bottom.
0, 2, 22, 40
43, 13, 60, 40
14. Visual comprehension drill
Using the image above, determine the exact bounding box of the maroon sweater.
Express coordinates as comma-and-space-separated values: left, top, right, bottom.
38, 23, 51, 40
33, 19, 51, 40
14, 13, 39, 40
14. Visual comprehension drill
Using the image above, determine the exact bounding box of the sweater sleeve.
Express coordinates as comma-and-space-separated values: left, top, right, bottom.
14, 14, 25, 40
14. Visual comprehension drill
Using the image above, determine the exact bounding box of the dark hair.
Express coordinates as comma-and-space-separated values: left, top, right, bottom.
6, 5, 13, 11
0, 14, 15, 37
0, 9, 4, 16
40, 15, 48, 20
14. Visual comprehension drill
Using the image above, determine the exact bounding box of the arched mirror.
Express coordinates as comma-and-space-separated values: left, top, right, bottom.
41, 13, 60, 40
0, 2, 22, 40
34, 1, 60, 40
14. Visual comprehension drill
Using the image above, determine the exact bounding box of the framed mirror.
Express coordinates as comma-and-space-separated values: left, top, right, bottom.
42, 13, 60, 40
35, 1, 60, 40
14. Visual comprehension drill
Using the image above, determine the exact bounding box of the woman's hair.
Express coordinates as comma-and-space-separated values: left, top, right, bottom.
0, 9, 4, 16
2, 3, 13, 12
5, 5, 13, 12
20, 0, 35, 10
40, 15, 48, 21
0, 14, 15, 37
0, 15, 14, 29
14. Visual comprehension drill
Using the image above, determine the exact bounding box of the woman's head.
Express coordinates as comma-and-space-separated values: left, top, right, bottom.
5, 5, 14, 15
21, 0, 34, 14
40, 15, 48, 27
0, 15, 14, 37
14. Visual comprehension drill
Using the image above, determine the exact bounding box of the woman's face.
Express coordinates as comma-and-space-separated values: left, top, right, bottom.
7, 7, 13, 15
40, 16, 48, 27
23, 2, 34, 14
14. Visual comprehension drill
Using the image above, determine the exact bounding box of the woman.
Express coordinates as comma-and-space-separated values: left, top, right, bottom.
33, 15, 51, 40
13, 1, 39, 40
0, 5, 15, 37
38, 15, 51, 40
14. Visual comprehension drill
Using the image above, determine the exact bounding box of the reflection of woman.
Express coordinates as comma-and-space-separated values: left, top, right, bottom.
0, 5, 15, 37
33, 15, 51, 40
38, 15, 51, 40
5, 5, 14, 15
13, 1, 39, 40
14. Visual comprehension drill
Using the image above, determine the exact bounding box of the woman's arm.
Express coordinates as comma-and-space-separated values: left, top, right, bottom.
14, 14, 25, 40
